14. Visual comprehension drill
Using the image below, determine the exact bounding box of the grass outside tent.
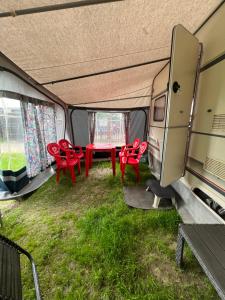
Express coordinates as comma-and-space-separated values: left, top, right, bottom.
0, 152, 26, 171
0, 162, 219, 299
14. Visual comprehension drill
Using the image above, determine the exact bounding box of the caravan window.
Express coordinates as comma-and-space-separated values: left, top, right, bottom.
94, 112, 125, 146
153, 96, 166, 122
0, 97, 26, 171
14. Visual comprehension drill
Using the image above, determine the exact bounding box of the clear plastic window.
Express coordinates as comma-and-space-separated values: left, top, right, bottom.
153, 96, 165, 122
94, 112, 125, 146
0, 98, 26, 171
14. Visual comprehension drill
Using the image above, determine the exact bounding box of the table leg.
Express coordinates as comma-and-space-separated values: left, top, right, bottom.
89, 149, 93, 168
85, 148, 89, 177
112, 148, 116, 176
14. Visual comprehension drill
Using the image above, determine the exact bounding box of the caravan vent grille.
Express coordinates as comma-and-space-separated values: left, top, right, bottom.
212, 114, 225, 130
204, 157, 225, 181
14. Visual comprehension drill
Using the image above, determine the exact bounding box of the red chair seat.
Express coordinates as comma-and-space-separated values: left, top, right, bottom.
67, 159, 78, 167
120, 141, 147, 182
119, 152, 123, 157
76, 153, 84, 159
127, 157, 139, 165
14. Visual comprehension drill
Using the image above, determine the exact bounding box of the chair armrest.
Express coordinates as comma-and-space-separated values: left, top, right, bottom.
125, 144, 134, 149
64, 150, 80, 163
65, 149, 75, 154
65, 149, 76, 159
72, 146, 83, 153
124, 148, 138, 156
121, 144, 133, 151
125, 147, 137, 152
54, 154, 66, 160
126, 153, 138, 157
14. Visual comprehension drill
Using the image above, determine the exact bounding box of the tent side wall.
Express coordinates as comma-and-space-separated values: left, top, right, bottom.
69, 106, 149, 151
0, 53, 69, 195
0, 52, 70, 139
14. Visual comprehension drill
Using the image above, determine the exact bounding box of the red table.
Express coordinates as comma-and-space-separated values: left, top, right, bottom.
85, 143, 116, 177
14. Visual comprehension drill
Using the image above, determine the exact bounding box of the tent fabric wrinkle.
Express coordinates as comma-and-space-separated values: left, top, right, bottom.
0, 0, 219, 108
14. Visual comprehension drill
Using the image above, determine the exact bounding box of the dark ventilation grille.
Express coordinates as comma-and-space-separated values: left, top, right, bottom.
204, 157, 225, 181
212, 114, 225, 130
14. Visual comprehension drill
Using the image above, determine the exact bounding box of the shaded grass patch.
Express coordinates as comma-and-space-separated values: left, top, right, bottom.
0, 162, 219, 299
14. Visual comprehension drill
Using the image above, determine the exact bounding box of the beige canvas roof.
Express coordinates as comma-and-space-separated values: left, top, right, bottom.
0, 0, 220, 108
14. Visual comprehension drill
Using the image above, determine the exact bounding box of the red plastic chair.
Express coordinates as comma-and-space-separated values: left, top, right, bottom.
47, 143, 79, 184
119, 138, 140, 169
58, 139, 84, 171
120, 141, 148, 182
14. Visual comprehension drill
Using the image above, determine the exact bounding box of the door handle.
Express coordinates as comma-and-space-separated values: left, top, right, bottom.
172, 81, 180, 93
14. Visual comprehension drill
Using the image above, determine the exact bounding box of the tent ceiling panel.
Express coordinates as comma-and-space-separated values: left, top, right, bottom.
44, 62, 163, 105
0, 0, 220, 107
26, 48, 169, 84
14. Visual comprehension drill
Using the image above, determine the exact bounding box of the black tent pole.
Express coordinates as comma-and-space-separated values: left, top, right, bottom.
41, 57, 170, 85
0, 0, 123, 18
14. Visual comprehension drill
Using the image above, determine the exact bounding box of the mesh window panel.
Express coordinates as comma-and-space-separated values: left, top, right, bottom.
55, 104, 65, 140
129, 109, 148, 143
94, 112, 125, 146
153, 96, 165, 122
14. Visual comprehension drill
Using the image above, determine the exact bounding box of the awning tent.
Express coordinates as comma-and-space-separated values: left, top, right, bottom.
0, 0, 220, 108
0, 0, 222, 197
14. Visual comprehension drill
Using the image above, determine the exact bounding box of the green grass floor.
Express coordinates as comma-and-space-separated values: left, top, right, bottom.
0, 162, 219, 299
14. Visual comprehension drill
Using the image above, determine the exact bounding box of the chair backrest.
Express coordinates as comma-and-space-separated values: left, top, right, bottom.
58, 139, 73, 151
137, 142, 148, 160
58, 139, 72, 151
47, 143, 60, 156
47, 143, 62, 166
133, 138, 140, 149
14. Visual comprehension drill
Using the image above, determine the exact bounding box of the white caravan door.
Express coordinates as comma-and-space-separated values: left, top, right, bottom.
160, 24, 200, 187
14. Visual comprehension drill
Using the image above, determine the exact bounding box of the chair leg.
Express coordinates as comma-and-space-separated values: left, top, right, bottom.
119, 156, 123, 171
69, 167, 76, 184
134, 164, 140, 182
152, 195, 161, 209
85, 149, 89, 177
56, 169, 60, 183
176, 229, 185, 267
78, 160, 81, 174
121, 163, 126, 182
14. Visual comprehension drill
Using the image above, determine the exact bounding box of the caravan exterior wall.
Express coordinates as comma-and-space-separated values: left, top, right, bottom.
182, 3, 225, 218
148, 64, 169, 179
148, 4, 225, 223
